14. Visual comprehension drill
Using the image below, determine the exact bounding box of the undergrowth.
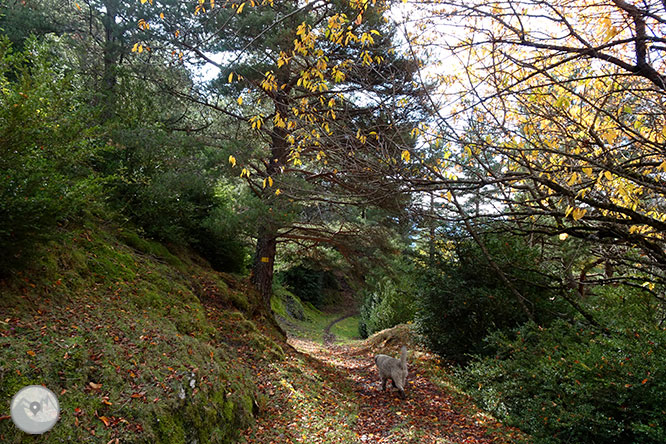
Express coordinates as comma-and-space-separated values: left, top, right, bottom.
0, 221, 271, 443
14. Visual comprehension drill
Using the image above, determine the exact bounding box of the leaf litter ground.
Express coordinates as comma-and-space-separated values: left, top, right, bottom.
242, 315, 526, 444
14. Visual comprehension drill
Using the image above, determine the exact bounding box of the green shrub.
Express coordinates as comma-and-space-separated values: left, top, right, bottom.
415, 233, 565, 362
458, 300, 666, 443
195, 203, 249, 273
279, 266, 338, 307
359, 275, 416, 338
359, 257, 417, 338
0, 37, 100, 274
103, 130, 248, 272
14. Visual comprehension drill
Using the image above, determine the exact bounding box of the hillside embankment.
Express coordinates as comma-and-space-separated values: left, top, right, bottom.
0, 222, 523, 443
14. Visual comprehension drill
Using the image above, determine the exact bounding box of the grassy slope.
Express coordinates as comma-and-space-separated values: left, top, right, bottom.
271, 286, 360, 344
0, 223, 522, 444
330, 316, 361, 343
0, 220, 285, 443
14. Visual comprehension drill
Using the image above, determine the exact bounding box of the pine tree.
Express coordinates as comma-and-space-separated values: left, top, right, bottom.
183, 0, 429, 309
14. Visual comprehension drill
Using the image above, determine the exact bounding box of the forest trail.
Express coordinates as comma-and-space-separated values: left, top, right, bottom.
243, 315, 525, 443
322, 312, 357, 346
292, 338, 519, 444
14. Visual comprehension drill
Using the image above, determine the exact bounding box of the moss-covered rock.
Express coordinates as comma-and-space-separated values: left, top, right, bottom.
272, 285, 306, 321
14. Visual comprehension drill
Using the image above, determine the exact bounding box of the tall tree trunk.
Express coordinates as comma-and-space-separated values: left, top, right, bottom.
99, 0, 120, 121
250, 66, 291, 312
251, 223, 278, 311
429, 192, 436, 265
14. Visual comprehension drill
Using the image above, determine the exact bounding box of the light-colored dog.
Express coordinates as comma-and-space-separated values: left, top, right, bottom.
374, 346, 408, 398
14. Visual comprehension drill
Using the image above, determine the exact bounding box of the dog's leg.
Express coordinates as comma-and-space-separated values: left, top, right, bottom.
394, 378, 407, 399
381, 377, 387, 391
395, 378, 406, 398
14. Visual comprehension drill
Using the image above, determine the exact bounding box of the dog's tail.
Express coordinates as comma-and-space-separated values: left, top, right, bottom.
400, 346, 407, 369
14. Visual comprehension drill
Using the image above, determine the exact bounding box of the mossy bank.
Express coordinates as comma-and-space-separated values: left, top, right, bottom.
0, 221, 284, 443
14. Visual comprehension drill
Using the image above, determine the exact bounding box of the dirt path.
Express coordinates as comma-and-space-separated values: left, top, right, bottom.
322, 312, 356, 345
244, 304, 524, 443
288, 336, 524, 444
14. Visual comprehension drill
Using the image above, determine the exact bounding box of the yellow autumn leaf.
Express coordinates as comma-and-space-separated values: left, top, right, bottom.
228, 155, 236, 167
567, 172, 578, 186
132, 43, 139, 52
75, 2, 81, 10
268, 177, 273, 187
582, 167, 593, 177
237, 2, 245, 13
240, 168, 250, 178
572, 207, 587, 221
604, 171, 613, 180
603, 129, 618, 144
401, 150, 411, 162
160, 12, 165, 19
228, 72, 233, 83
275, 188, 281, 195
237, 96, 243, 105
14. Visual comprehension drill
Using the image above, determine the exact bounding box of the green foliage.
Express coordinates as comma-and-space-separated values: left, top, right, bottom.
0, 0, 69, 50
0, 37, 100, 274
101, 125, 248, 272
195, 188, 250, 273
415, 233, 566, 362
279, 265, 339, 307
359, 256, 417, 338
458, 296, 666, 444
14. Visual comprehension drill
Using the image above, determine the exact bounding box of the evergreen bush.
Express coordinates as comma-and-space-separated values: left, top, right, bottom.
415, 234, 565, 362
458, 310, 666, 443
359, 258, 417, 338
0, 37, 99, 273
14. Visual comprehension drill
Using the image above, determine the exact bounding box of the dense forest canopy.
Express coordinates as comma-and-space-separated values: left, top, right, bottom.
2, 0, 666, 442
